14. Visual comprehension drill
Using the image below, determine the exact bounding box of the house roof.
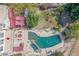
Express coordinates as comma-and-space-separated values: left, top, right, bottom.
58, 11, 72, 27
16, 16, 25, 21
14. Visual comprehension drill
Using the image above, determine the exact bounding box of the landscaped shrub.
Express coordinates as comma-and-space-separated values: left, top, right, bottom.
27, 10, 39, 28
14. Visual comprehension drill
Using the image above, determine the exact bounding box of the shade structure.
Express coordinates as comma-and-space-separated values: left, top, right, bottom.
8, 8, 16, 28
15, 16, 25, 27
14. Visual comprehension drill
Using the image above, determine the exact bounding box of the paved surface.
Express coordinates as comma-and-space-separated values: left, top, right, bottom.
70, 41, 79, 56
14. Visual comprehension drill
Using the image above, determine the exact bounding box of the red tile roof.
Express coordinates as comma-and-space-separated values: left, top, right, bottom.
8, 8, 16, 28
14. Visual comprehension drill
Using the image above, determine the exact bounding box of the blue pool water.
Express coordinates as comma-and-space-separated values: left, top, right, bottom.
28, 32, 61, 49
31, 43, 38, 51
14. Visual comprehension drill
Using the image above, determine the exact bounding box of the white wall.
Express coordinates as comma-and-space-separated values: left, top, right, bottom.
0, 5, 10, 30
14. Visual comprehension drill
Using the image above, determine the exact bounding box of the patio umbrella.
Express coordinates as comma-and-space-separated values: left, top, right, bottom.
8, 8, 16, 28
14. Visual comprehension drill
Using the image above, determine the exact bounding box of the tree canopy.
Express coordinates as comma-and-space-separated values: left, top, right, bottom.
65, 4, 79, 21
8, 3, 36, 16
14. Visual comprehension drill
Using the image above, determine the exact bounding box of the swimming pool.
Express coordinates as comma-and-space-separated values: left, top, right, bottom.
28, 32, 61, 49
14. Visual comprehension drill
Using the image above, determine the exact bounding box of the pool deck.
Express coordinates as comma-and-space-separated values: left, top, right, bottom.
29, 29, 60, 37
